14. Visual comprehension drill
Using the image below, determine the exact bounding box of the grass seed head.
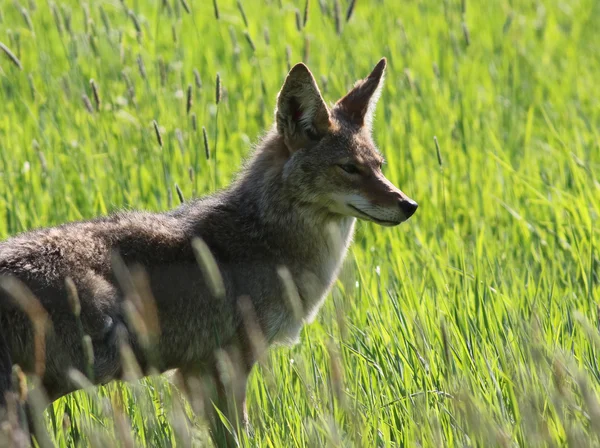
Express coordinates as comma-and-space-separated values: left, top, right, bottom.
295, 9, 303, 32
327, 340, 346, 406
191, 237, 225, 299
0, 42, 23, 70
65, 277, 81, 317
83, 335, 95, 377
128, 9, 142, 37
136, 54, 147, 80
334, 0, 341, 35
303, 0, 309, 26
462, 22, 470, 46
20, 7, 34, 34
244, 30, 256, 53
238, 296, 268, 364
12, 365, 28, 402
90, 79, 101, 111
186, 84, 192, 114
89, 33, 98, 56
434, 136, 443, 167
229, 25, 239, 48
215, 73, 221, 105
212, 0, 220, 20
193, 68, 202, 88
175, 183, 184, 203
180, 0, 191, 14
99, 5, 111, 32
237, 0, 248, 28
202, 126, 210, 159
82, 94, 94, 113
51, 3, 64, 35
152, 120, 163, 147
62, 5, 72, 34
346, 0, 356, 22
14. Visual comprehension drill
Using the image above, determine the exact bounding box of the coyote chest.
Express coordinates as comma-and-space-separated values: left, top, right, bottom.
270, 218, 355, 345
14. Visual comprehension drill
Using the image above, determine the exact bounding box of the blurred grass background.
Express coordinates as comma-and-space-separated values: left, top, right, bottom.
1, 0, 600, 446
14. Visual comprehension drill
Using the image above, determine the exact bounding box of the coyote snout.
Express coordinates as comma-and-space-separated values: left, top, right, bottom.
331, 164, 417, 226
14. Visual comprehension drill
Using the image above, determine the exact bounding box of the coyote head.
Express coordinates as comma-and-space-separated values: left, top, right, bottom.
275, 58, 417, 226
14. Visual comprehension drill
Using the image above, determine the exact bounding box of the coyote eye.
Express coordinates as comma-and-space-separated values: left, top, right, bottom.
339, 163, 360, 174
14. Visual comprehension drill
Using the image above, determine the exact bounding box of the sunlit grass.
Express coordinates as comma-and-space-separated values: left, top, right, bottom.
1, 0, 599, 446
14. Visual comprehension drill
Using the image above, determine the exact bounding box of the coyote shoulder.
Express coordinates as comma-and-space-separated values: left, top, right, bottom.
0, 58, 417, 445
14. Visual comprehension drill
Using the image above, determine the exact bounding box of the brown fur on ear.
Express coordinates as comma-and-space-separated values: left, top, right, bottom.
275, 63, 331, 151
335, 58, 387, 128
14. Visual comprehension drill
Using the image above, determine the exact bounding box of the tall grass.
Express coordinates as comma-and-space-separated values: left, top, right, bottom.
0, 0, 599, 446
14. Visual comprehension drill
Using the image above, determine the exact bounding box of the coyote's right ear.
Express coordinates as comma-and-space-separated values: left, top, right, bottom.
335, 58, 387, 129
276, 63, 330, 151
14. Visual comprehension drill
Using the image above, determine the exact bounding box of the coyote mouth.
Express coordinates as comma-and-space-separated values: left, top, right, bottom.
347, 204, 402, 226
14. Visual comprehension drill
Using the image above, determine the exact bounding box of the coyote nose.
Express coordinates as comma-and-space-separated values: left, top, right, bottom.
399, 199, 418, 218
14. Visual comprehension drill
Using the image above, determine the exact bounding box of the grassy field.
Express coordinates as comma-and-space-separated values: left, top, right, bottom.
1, 0, 600, 446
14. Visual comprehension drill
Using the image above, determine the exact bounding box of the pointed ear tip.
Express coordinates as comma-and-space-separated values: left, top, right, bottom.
365, 58, 387, 81
374, 57, 387, 73
288, 62, 312, 76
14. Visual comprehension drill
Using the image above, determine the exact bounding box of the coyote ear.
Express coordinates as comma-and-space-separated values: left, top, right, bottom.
276, 63, 330, 151
335, 58, 387, 129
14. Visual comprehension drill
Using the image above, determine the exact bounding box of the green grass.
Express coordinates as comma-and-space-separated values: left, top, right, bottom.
1, 0, 600, 446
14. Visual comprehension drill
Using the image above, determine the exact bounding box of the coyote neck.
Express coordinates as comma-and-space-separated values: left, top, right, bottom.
227, 132, 356, 332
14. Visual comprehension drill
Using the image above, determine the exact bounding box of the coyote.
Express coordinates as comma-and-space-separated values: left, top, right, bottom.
0, 58, 416, 445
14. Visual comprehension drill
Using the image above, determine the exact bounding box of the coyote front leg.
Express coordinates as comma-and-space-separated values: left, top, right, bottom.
204, 342, 254, 447
0, 325, 28, 448
210, 369, 249, 447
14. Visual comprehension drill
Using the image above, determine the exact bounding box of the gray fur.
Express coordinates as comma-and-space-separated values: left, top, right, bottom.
0, 58, 417, 445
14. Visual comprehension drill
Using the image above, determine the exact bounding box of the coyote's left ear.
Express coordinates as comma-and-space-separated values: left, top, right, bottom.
335, 58, 387, 129
276, 63, 331, 151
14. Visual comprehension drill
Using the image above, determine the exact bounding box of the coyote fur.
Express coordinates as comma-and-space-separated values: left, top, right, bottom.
0, 58, 417, 445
